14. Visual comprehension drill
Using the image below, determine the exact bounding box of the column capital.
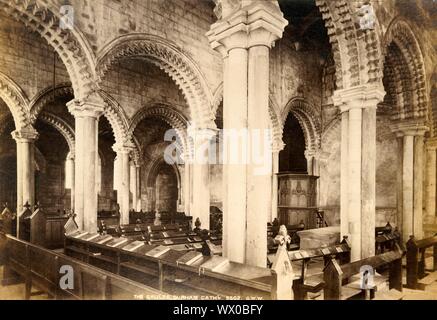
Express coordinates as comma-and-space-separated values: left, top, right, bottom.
333, 84, 386, 113
207, 1, 288, 53
187, 126, 219, 142
11, 126, 39, 142
67, 97, 105, 119
391, 121, 429, 137
272, 140, 285, 153
304, 148, 321, 161
425, 137, 437, 150
112, 143, 135, 155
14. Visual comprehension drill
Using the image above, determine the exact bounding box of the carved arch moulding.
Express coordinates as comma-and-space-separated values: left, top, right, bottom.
96, 34, 216, 130
383, 18, 429, 128
315, 0, 384, 90
0, 0, 98, 99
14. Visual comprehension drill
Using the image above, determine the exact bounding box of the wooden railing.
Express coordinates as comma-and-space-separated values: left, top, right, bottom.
0, 232, 164, 300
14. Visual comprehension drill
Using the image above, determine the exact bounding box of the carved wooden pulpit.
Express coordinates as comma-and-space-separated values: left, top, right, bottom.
277, 173, 318, 229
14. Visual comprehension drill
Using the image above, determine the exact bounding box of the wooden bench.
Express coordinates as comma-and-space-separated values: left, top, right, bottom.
323, 245, 403, 300
375, 223, 401, 254
406, 234, 437, 289
129, 210, 155, 224
0, 204, 16, 236
290, 237, 351, 300
98, 210, 120, 227
63, 232, 293, 300
129, 211, 192, 228
1, 234, 164, 300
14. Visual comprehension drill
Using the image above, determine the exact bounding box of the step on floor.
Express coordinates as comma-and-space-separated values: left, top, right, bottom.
418, 271, 437, 286
373, 289, 404, 300
402, 288, 437, 300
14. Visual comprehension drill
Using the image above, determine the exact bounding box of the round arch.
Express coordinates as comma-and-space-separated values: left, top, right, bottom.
382, 18, 429, 127
316, 1, 384, 89
30, 84, 132, 155
129, 103, 189, 154
38, 112, 75, 156
0, 72, 30, 129
281, 98, 321, 154
0, 1, 97, 99
96, 33, 215, 129
144, 156, 182, 212
29, 83, 74, 122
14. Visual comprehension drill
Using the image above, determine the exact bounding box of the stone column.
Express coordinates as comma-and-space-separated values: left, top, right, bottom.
113, 145, 131, 225
190, 128, 216, 230
271, 149, 281, 221
12, 127, 39, 215
392, 123, 428, 242
66, 153, 75, 212
130, 161, 137, 211
207, 1, 287, 267
340, 111, 349, 238
183, 160, 191, 215
113, 155, 120, 192
136, 165, 141, 211
333, 85, 385, 261
425, 138, 437, 224
67, 99, 104, 232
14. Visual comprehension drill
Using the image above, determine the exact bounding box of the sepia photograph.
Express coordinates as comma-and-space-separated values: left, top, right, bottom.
0, 0, 436, 308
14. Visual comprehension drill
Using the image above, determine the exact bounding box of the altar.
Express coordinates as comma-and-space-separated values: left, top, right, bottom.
277, 173, 318, 229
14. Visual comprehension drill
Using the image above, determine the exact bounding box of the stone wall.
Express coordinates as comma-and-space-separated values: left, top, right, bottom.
270, 28, 323, 116
0, 12, 69, 102
71, 0, 222, 94
101, 61, 188, 120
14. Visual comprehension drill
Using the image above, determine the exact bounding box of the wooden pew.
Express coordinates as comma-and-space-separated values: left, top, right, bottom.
375, 222, 401, 254
2, 234, 164, 300
98, 210, 120, 227
323, 245, 403, 300
64, 232, 293, 300
0, 204, 16, 236
45, 213, 69, 249
128, 211, 192, 229
129, 210, 155, 224
17, 203, 46, 246
406, 234, 437, 289
290, 237, 351, 300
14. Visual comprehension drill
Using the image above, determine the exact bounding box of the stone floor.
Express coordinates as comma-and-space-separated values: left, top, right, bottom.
0, 266, 50, 300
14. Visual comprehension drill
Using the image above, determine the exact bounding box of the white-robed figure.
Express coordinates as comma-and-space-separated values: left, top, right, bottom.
271, 225, 294, 300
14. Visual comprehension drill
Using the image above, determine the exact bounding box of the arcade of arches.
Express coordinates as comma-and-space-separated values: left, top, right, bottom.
0, 0, 436, 268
